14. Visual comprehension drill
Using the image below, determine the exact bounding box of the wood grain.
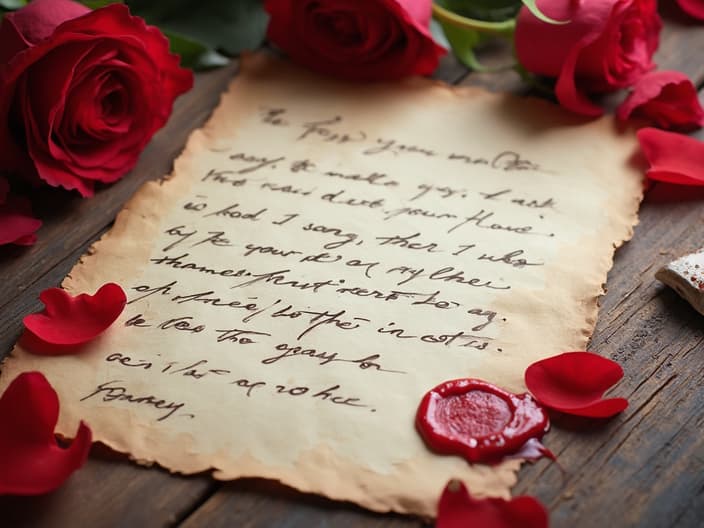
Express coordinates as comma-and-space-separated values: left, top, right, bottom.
1, 14, 704, 528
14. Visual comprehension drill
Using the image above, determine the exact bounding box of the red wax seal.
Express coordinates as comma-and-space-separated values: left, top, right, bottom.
416, 379, 549, 464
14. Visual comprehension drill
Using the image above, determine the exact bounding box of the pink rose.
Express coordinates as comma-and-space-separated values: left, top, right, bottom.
617, 71, 704, 131
0, 0, 193, 197
264, 0, 445, 80
515, 0, 662, 116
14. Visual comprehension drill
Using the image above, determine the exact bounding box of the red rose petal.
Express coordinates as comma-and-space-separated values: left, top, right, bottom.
677, 0, 704, 21
0, 372, 92, 495
525, 352, 628, 418
0, 194, 42, 246
416, 379, 550, 464
617, 71, 704, 131
637, 128, 704, 186
437, 480, 549, 528
23, 283, 126, 353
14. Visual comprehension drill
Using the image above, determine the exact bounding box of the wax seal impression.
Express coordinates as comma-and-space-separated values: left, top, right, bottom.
416, 378, 550, 464
655, 248, 704, 316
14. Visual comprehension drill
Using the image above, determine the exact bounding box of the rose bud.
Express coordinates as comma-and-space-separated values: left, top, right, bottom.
264, 0, 446, 81
515, 0, 662, 117
0, 0, 193, 197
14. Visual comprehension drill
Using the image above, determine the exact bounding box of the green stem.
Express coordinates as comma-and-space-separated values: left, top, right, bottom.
432, 3, 516, 37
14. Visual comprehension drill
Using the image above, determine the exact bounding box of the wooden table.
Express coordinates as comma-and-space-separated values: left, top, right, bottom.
2, 9, 704, 528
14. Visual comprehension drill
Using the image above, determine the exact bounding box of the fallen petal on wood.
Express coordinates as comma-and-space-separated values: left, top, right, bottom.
22, 283, 127, 354
655, 248, 704, 316
0, 372, 92, 495
525, 352, 628, 418
436, 479, 549, 528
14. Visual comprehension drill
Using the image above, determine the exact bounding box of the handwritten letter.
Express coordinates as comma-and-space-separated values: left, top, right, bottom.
0, 54, 642, 516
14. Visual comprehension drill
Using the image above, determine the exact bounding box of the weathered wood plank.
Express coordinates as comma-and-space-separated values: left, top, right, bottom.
0, 446, 216, 528
181, 480, 427, 528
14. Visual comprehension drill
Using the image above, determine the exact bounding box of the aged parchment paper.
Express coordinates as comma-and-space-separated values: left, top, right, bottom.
0, 53, 643, 517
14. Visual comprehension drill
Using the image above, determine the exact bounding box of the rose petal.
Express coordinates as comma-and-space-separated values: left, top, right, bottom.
554, 33, 605, 117
22, 283, 126, 353
437, 480, 549, 528
637, 128, 704, 186
0, 194, 42, 246
0, 372, 92, 495
677, 0, 704, 21
525, 352, 628, 418
617, 71, 704, 131
0, 0, 90, 64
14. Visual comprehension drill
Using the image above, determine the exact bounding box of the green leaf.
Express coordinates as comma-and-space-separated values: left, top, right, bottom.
165, 30, 230, 71
126, 0, 268, 56
430, 18, 451, 50
437, 20, 488, 72
432, 2, 516, 37
0, 0, 26, 9
520, 0, 570, 25
438, 0, 520, 22
78, 0, 123, 8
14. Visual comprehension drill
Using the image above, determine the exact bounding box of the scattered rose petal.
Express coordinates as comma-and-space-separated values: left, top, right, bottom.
637, 128, 704, 186
677, 0, 704, 20
525, 352, 628, 418
617, 71, 704, 131
0, 372, 92, 495
436, 479, 549, 528
0, 194, 42, 246
23, 283, 126, 354
416, 379, 549, 464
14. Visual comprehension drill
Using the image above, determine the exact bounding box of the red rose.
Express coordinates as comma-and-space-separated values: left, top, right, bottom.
617, 71, 704, 131
0, 0, 193, 197
677, 0, 704, 20
515, 0, 662, 116
264, 0, 445, 81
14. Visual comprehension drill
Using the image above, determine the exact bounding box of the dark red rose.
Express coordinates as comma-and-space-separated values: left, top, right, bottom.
617, 71, 704, 131
0, 0, 193, 197
264, 0, 445, 81
515, 0, 661, 116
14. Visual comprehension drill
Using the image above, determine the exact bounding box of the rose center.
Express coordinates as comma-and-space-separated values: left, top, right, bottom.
101, 87, 127, 122
435, 390, 512, 439
313, 11, 363, 47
